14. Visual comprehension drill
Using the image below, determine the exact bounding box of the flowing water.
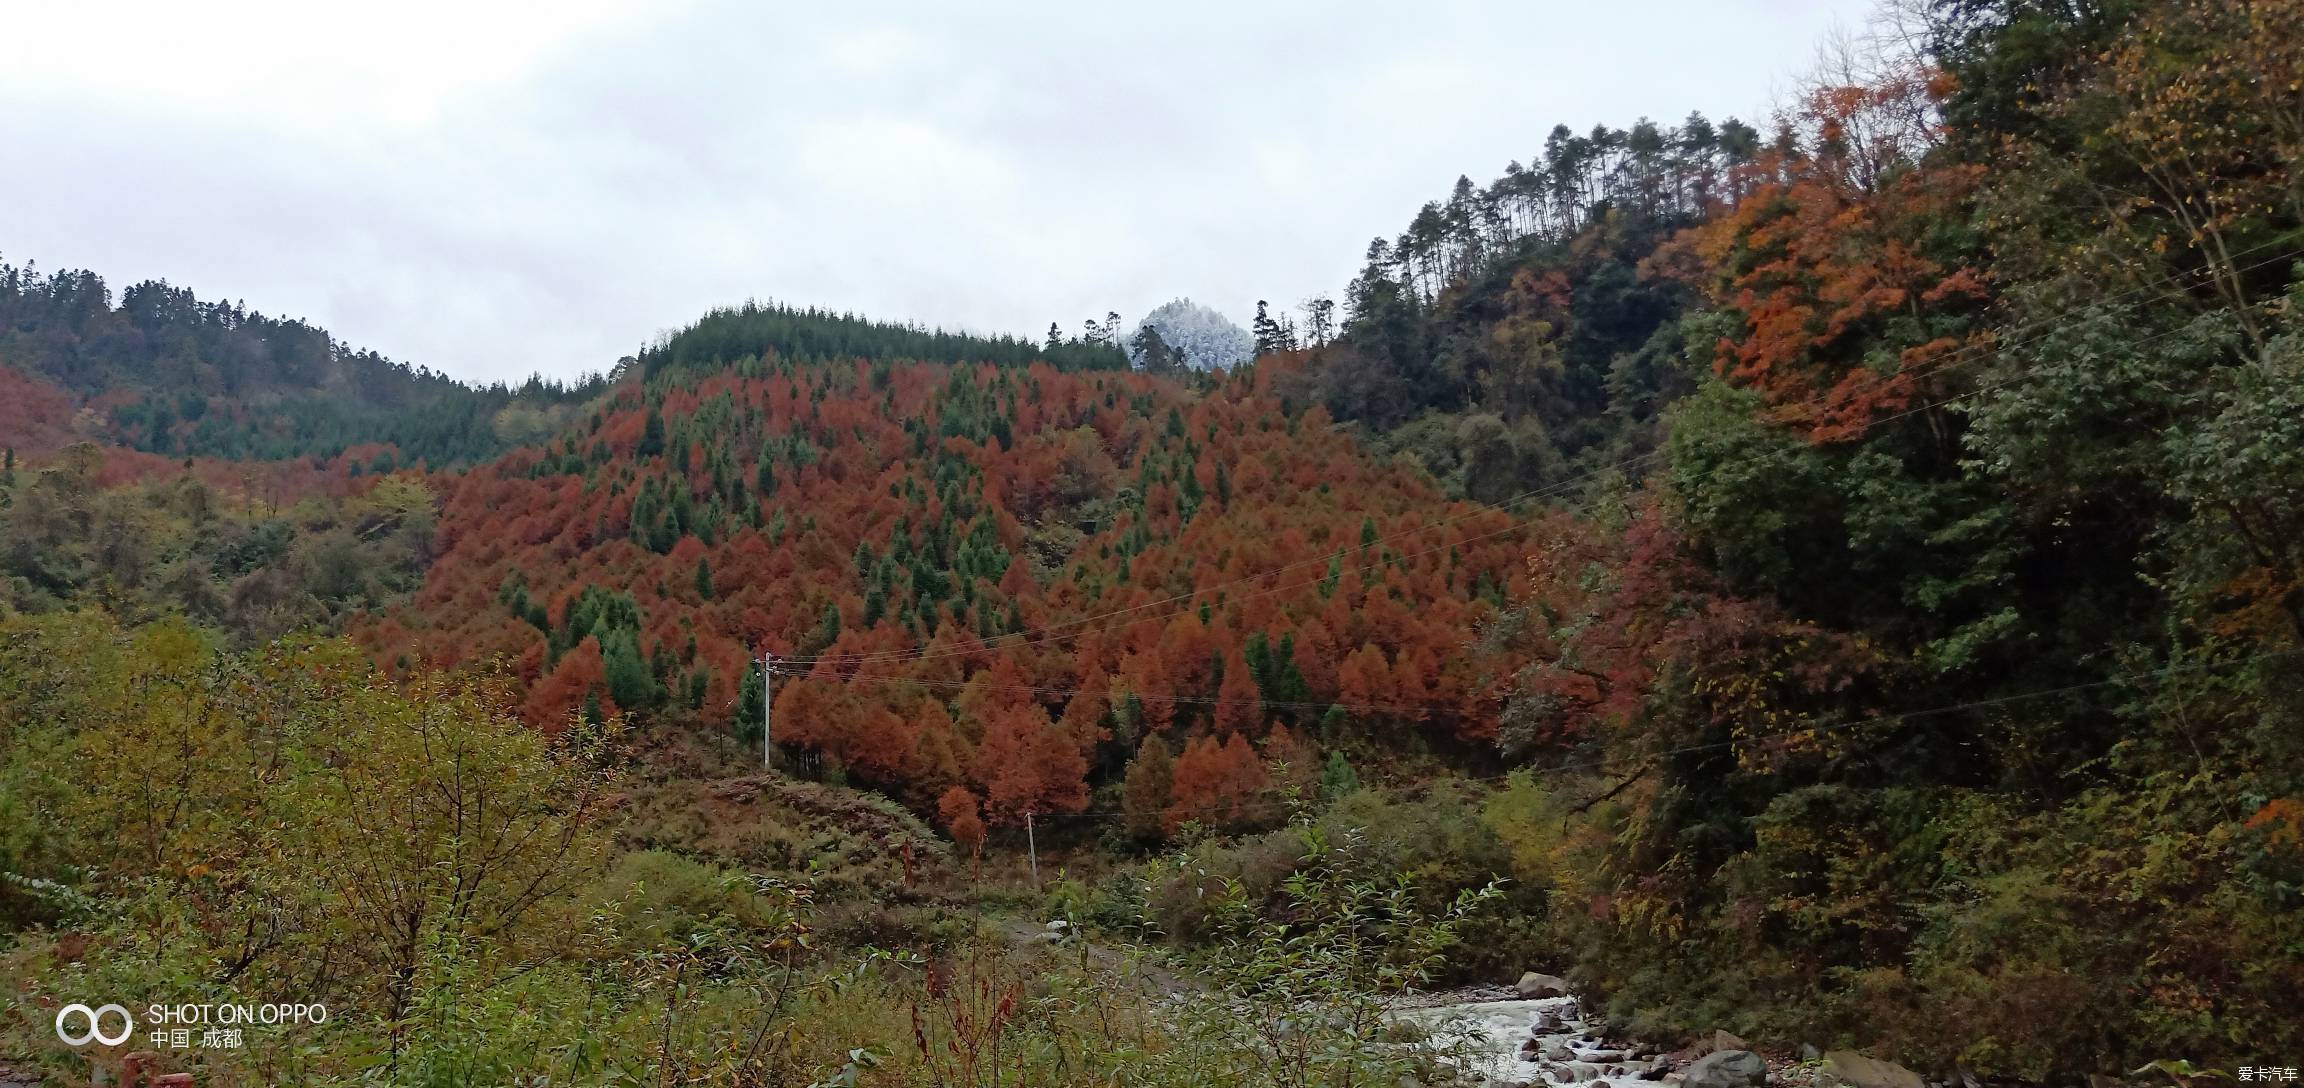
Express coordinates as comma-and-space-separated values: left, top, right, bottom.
1390, 997, 1681, 1087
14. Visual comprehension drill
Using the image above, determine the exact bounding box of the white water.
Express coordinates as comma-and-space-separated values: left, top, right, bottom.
1391, 998, 1679, 1087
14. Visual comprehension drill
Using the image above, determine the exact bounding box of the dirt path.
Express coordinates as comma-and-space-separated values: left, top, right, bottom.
992, 915, 1198, 996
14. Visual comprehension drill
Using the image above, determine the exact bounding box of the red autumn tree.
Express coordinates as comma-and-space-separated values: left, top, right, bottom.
1166, 733, 1271, 834
973, 701, 1089, 826
525, 636, 609, 731
1213, 647, 1261, 734
1336, 644, 1397, 719
355, 350, 1528, 817
1656, 139, 1986, 442
938, 786, 986, 861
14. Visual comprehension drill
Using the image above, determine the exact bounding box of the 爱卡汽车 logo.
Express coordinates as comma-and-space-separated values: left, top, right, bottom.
54, 1003, 134, 1047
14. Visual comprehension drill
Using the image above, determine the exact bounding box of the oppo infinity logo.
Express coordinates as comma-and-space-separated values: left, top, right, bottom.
55, 1003, 134, 1047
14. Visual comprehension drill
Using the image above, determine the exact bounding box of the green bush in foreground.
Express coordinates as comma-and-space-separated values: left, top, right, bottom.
0, 610, 1492, 1086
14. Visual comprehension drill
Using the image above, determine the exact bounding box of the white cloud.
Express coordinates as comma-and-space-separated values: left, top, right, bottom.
0, 0, 661, 127
0, 0, 1874, 386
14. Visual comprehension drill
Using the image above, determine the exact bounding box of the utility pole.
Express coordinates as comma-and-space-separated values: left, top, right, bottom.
1025, 809, 1039, 889
760, 651, 776, 771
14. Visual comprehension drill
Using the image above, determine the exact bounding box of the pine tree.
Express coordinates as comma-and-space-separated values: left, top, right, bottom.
735, 662, 764, 741
601, 629, 658, 711
638, 406, 667, 459
799, 601, 842, 657
1320, 750, 1360, 799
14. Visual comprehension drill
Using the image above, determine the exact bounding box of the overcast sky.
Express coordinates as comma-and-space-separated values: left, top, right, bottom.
2, 0, 1872, 386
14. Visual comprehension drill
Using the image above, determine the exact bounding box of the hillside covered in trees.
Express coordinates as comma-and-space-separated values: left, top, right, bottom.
0, 259, 612, 465
639, 300, 1132, 379
358, 352, 1525, 828
2, 0, 2302, 1083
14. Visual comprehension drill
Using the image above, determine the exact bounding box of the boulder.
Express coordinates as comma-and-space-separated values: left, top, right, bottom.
1685, 1049, 1769, 1088
1550, 1046, 1577, 1062
1821, 1052, 1925, 1088
1516, 971, 1572, 999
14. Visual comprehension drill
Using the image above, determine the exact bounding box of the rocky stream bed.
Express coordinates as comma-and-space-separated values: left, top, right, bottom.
1384, 974, 1922, 1088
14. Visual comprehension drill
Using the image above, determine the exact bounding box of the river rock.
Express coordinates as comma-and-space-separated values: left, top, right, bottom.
1517, 971, 1573, 998
1550, 1046, 1576, 1062
1685, 1049, 1768, 1088
1821, 1052, 1924, 1088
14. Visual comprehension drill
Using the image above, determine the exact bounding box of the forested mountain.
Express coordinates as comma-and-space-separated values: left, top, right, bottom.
1272, 108, 1780, 504
0, 259, 610, 465
359, 351, 1524, 825
2, 0, 2301, 1082
1406, 0, 2301, 1066
0, 443, 434, 645
641, 300, 1130, 379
